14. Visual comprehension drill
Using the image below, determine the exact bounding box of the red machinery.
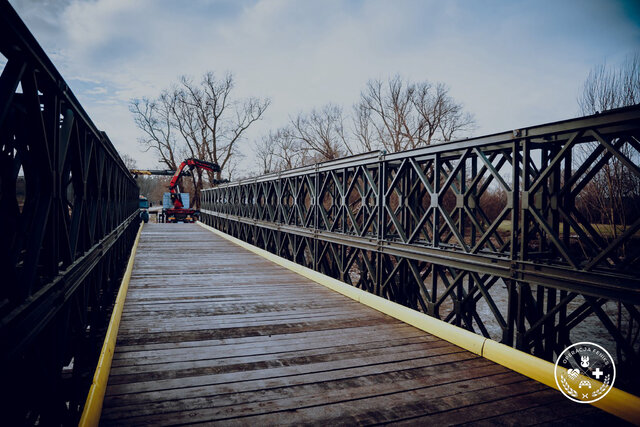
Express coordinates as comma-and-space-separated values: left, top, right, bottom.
164, 158, 222, 223
131, 158, 223, 223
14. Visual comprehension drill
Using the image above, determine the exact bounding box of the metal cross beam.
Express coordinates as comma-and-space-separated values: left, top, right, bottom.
202, 104, 640, 380
0, 2, 140, 424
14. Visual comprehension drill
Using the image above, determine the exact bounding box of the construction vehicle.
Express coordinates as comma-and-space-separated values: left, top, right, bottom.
130, 168, 192, 178
130, 158, 224, 223
162, 191, 194, 223
165, 158, 224, 223
130, 168, 190, 222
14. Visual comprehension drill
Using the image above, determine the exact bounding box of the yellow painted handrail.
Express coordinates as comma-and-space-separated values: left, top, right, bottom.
79, 222, 144, 427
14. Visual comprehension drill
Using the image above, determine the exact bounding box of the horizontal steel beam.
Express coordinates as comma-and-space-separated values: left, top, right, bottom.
0, 212, 139, 361
202, 209, 640, 304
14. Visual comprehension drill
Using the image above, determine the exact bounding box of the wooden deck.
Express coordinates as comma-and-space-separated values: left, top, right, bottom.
102, 223, 614, 425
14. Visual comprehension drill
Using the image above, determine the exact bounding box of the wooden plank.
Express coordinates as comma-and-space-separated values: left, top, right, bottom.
461, 398, 610, 426
104, 355, 494, 409
102, 224, 618, 425
111, 332, 437, 367
113, 323, 417, 352
109, 338, 453, 376
105, 349, 475, 397
117, 308, 382, 331
102, 361, 512, 423
107, 343, 465, 386
113, 322, 420, 353
115, 316, 390, 346
103, 371, 532, 425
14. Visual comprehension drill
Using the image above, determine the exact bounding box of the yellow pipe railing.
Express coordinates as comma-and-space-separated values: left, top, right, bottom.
79, 222, 144, 427
197, 221, 640, 425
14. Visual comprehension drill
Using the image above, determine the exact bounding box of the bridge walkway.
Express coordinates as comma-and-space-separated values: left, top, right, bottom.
101, 223, 612, 425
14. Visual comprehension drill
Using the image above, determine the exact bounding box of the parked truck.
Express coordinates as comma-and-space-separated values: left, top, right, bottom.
130, 158, 225, 223
162, 192, 193, 223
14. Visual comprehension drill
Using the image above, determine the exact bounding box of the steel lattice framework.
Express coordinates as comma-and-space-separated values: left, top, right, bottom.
0, 2, 139, 424
202, 105, 640, 380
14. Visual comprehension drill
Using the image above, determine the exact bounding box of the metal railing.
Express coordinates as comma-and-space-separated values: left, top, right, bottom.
0, 2, 139, 424
201, 105, 640, 385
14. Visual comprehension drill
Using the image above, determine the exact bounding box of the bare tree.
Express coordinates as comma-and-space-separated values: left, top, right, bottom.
254, 135, 277, 175
350, 101, 376, 154
223, 152, 245, 181
251, 76, 474, 175
356, 77, 414, 152
576, 52, 640, 243
290, 104, 348, 162
353, 75, 475, 153
120, 153, 138, 170
575, 52, 640, 363
273, 128, 305, 170
131, 71, 270, 207
172, 73, 270, 179
412, 81, 475, 143
578, 52, 640, 114
254, 127, 306, 173
130, 95, 179, 169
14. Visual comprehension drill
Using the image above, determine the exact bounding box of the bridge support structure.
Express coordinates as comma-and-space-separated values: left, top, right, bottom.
0, 2, 140, 424
202, 105, 640, 392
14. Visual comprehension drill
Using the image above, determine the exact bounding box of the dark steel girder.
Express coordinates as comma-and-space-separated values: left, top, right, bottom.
1, 3, 140, 424
0, 211, 139, 360
201, 104, 640, 372
202, 209, 640, 304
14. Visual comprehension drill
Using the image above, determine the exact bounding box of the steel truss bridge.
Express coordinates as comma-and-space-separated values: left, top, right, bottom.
1, 2, 139, 424
201, 105, 640, 364
2, 0, 640, 424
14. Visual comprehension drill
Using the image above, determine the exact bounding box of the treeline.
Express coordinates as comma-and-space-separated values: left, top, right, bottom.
130, 72, 474, 207
130, 72, 270, 207
255, 75, 475, 174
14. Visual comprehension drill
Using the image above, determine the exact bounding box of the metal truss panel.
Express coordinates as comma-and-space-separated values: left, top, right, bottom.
1, 3, 140, 424
202, 104, 640, 386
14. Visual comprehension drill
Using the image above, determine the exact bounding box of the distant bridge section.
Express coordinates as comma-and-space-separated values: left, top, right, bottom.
0, 2, 139, 424
201, 105, 640, 376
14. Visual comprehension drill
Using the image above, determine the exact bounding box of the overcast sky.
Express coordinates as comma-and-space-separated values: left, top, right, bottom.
6, 0, 640, 173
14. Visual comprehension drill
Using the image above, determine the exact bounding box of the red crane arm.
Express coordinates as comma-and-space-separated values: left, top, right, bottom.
168, 158, 222, 209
